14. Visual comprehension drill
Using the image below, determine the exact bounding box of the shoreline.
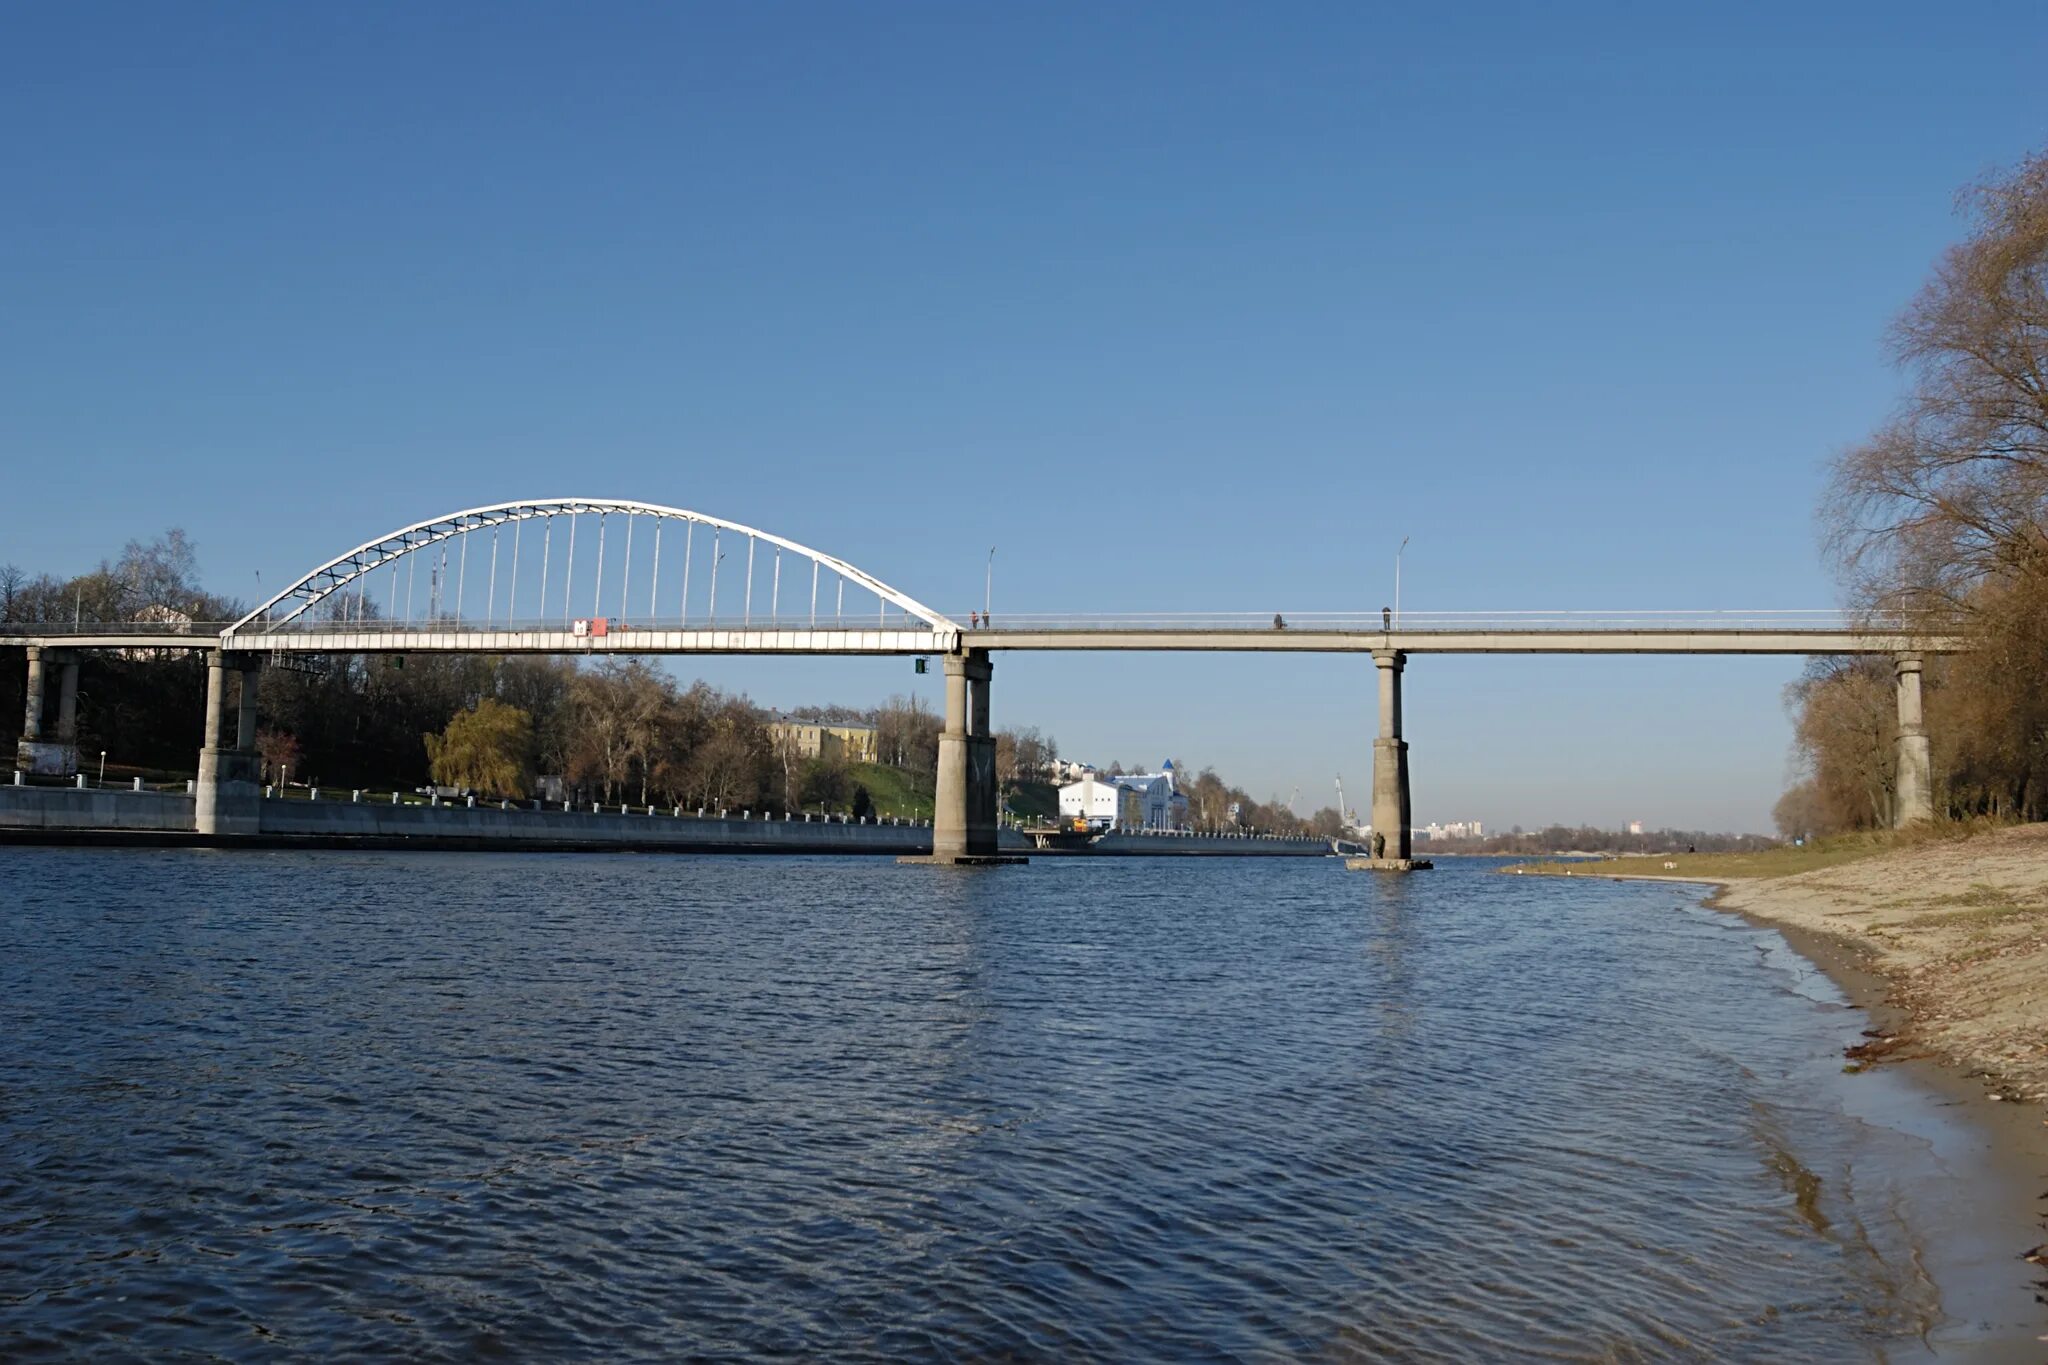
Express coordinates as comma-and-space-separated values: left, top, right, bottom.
1543, 859, 2048, 1192
1533, 848, 2048, 1356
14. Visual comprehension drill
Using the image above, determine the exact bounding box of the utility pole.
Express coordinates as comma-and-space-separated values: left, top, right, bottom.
1394, 535, 1410, 628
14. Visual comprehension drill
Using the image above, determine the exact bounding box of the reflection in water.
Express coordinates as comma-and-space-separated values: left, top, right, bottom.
0, 849, 2032, 1359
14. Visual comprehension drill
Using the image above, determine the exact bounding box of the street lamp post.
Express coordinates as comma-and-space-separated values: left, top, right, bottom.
985, 545, 996, 622
1394, 535, 1411, 628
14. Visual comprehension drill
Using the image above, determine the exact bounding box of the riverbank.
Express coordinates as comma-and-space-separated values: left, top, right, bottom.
1513, 828, 2048, 1354
1509, 825, 2048, 1109
1716, 826, 2048, 1109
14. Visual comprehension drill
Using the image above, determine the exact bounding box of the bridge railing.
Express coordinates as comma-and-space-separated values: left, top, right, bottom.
225, 613, 945, 638
0, 621, 239, 638
964, 611, 1872, 633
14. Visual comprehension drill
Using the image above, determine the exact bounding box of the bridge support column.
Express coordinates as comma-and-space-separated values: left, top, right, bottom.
195, 651, 263, 836
1369, 650, 1418, 867
903, 648, 1022, 866
55, 655, 79, 747
21, 647, 45, 744
1894, 653, 1934, 827
16, 647, 81, 777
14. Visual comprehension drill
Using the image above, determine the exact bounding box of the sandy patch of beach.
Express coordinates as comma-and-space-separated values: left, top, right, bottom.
1714, 824, 2048, 1105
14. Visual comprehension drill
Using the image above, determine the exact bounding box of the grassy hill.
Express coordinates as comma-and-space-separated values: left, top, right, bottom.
846, 763, 935, 821
1007, 780, 1059, 824
836, 768, 1060, 824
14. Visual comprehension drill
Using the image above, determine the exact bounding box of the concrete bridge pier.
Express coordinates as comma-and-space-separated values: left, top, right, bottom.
195, 650, 263, 835
1368, 649, 1419, 868
903, 648, 1021, 866
1894, 653, 1934, 827
15, 646, 81, 777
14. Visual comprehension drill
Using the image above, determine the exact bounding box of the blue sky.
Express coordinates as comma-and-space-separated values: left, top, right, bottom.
4, 3, 2044, 831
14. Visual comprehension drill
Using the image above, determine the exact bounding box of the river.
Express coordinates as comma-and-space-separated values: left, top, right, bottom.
1, 850, 2037, 1359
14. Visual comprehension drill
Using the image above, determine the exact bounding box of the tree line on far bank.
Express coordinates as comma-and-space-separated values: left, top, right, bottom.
1781, 147, 2048, 838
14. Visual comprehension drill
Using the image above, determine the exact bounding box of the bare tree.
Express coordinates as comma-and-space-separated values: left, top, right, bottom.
1825, 149, 2048, 622
1805, 147, 2048, 824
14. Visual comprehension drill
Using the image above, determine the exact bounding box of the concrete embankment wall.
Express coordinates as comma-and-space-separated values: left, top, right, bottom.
1075, 832, 1328, 857
0, 787, 195, 831
0, 787, 1334, 858
259, 800, 934, 854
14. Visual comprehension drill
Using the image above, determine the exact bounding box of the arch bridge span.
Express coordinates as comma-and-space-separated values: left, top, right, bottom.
221, 498, 961, 656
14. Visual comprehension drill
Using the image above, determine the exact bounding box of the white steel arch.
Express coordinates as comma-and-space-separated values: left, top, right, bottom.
224, 498, 959, 638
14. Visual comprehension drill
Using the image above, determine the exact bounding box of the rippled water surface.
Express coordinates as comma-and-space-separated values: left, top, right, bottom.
0, 850, 2032, 1359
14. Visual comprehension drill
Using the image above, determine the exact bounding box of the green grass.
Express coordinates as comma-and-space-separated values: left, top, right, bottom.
845, 763, 935, 821
828, 767, 1058, 824
1006, 780, 1060, 823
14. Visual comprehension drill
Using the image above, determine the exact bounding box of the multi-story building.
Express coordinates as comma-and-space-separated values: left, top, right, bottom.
766, 715, 879, 765
1059, 762, 1188, 831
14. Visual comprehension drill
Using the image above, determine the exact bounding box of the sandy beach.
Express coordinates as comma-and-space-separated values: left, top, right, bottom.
1715, 825, 2048, 1109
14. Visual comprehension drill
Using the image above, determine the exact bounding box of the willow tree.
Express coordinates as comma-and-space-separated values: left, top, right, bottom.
425, 698, 534, 798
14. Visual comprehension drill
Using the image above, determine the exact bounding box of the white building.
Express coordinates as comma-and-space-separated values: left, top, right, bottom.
1110, 773, 1176, 830
1059, 765, 1184, 832
1059, 774, 1126, 830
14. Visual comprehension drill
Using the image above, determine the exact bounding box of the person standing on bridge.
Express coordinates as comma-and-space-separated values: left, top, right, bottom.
1383, 606, 1391, 630
970, 610, 980, 628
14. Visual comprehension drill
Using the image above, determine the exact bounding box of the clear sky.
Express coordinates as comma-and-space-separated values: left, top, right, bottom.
4, 3, 2044, 832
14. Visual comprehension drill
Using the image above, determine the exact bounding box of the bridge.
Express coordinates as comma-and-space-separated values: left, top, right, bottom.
6, 498, 1962, 863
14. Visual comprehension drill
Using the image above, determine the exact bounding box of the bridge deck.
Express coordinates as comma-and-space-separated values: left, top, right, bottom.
964, 628, 1956, 655
0, 624, 1960, 655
